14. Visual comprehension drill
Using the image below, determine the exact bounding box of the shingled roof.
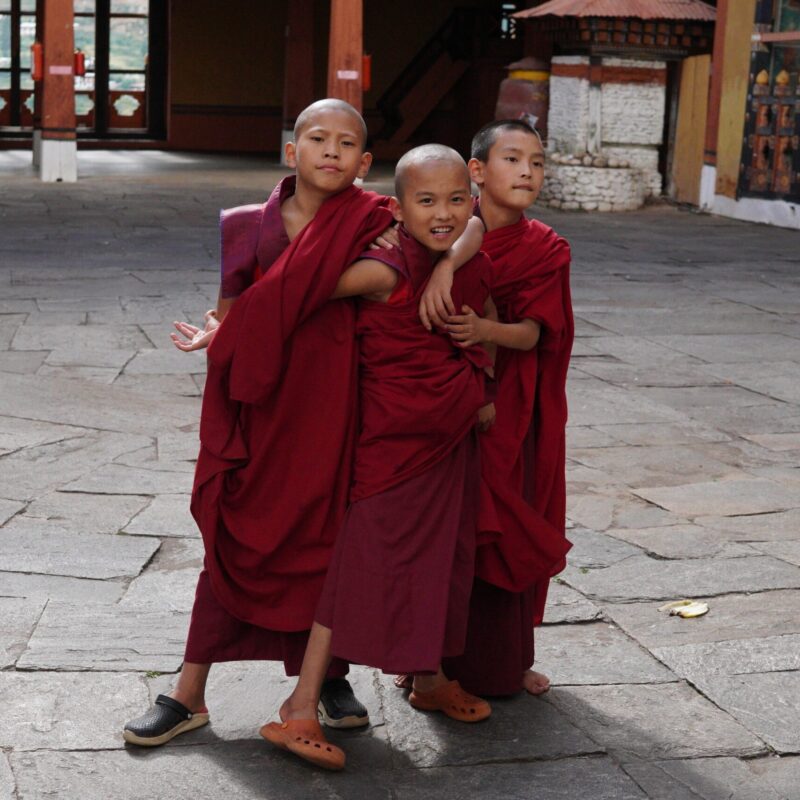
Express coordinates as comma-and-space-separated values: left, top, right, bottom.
514, 0, 716, 21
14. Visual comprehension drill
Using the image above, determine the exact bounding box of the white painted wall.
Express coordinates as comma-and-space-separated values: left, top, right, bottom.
547, 56, 590, 155
547, 55, 666, 202
696, 165, 800, 229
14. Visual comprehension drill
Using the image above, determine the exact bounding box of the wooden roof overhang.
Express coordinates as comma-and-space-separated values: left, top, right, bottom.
514, 0, 716, 59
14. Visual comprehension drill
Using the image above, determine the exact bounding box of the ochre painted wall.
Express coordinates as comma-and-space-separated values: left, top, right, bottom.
672, 54, 711, 204
714, 0, 756, 198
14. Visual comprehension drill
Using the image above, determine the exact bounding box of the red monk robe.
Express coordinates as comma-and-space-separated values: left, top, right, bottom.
443, 214, 573, 696
184, 176, 392, 674
316, 228, 492, 675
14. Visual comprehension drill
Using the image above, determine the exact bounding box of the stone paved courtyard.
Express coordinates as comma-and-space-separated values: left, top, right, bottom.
1, 151, 799, 799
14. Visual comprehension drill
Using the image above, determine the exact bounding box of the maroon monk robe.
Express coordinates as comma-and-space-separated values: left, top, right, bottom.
191, 180, 393, 645
443, 214, 573, 696
185, 178, 373, 673
316, 229, 492, 674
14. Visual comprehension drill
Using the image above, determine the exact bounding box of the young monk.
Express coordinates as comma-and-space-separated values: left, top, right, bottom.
406, 119, 574, 698
123, 102, 479, 746
123, 100, 391, 745
259, 145, 495, 771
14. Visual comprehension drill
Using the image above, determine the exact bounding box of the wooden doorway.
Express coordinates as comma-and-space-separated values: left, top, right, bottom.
670, 53, 711, 205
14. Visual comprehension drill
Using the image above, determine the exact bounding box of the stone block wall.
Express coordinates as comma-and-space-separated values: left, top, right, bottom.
600, 57, 666, 146
545, 55, 666, 205
548, 56, 591, 154
603, 145, 662, 196
538, 158, 647, 212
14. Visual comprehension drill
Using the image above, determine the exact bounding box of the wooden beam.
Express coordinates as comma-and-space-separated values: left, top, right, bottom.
587, 55, 602, 156
704, 0, 728, 165
752, 30, 800, 43
327, 0, 362, 111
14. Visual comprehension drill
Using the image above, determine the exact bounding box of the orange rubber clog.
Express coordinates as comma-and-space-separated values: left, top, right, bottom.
409, 680, 491, 722
260, 718, 346, 771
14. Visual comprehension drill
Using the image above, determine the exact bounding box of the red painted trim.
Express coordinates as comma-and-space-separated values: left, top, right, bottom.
550, 63, 667, 85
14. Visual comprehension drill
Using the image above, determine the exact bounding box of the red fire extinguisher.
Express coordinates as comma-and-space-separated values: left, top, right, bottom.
31, 41, 43, 81
74, 49, 86, 77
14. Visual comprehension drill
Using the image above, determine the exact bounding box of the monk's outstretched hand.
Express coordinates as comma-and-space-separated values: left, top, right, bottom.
447, 304, 490, 348
171, 310, 220, 352
420, 264, 456, 331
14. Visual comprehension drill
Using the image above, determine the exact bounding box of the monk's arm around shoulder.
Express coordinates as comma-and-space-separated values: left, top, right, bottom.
331, 259, 399, 303
420, 216, 485, 330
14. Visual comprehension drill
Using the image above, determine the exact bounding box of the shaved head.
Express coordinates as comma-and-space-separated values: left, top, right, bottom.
395, 144, 469, 199
293, 98, 368, 147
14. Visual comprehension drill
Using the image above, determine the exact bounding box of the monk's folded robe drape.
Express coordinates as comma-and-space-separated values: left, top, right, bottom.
476, 215, 574, 602
444, 215, 573, 695
317, 230, 492, 674
191, 180, 393, 634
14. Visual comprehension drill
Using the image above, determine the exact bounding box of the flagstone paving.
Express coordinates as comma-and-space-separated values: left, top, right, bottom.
1, 151, 799, 799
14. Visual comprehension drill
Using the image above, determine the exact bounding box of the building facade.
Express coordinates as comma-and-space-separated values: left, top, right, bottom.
701, 0, 800, 228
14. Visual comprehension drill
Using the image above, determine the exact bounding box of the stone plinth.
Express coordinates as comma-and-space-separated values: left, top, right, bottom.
539, 159, 647, 212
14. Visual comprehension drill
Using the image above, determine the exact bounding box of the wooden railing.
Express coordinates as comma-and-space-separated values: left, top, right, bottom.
0, 89, 146, 131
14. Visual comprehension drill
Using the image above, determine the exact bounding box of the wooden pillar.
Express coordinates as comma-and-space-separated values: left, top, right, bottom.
282, 0, 315, 159
703, 0, 728, 166
327, 0, 362, 112
587, 56, 602, 155
32, 0, 45, 168
39, 0, 76, 181
714, 0, 757, 197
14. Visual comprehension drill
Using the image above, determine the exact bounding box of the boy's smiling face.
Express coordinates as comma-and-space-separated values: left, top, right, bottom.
286, 108, 372, 194
469, 128, 545, 213
391, 160, 472, 255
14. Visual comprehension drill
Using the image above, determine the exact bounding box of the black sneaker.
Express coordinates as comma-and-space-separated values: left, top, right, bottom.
123, 694, 209, 747
318, 678, 369, 729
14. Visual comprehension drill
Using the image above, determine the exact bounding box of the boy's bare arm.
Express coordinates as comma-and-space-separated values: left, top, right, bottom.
331, 259, 399, 302
447, 296, 541, 351
420, 216, 485, 331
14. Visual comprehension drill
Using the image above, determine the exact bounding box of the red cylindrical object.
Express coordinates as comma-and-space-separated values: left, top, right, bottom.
31, 41, 43, 81
74, 49, 86, 77
362, 53, 372, 93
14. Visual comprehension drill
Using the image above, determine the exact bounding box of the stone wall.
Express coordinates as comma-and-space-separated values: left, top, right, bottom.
600, 57, 666, 146
603, 145, 662, 196
538, 157, 647, 212
548, 56, 591, 155
545, 55, 666, 205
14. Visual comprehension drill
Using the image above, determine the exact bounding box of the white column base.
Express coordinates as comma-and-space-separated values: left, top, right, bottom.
32, 130, 42, 169
39, 138, 77, 182
699, 164, 716, 211
712, 193, 800, 230
280, 129, 293, 166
